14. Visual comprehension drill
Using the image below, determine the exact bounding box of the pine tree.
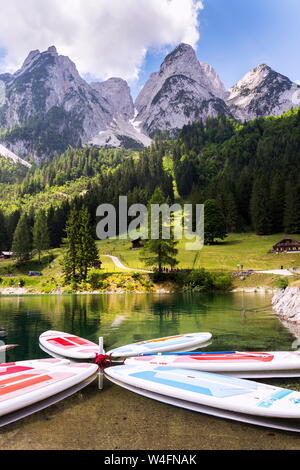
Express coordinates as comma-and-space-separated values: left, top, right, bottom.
284, 181, 300, 233
0, 210, 8, 251
62, 209, 80, 283
77, 208, 100, 281
11, 214, 32, 262
270, 173, 285, 233
142, 188, 178, 272
62, 208, 100, 284
32, 211, 50, 263
250, 176, 273, 235
204, 199, 227, 244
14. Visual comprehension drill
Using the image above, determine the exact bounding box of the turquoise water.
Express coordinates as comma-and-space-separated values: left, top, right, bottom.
0, 292, 296, 363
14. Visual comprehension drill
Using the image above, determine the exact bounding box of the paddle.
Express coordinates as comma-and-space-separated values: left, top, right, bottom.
98, 337, 104, 391
0, 344, 19, 353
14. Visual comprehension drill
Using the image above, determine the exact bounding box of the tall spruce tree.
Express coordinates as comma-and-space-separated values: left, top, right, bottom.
250, 176, 273, 235
204, 199, 227, 244
0, 210, 7, 251
63, 208, 100, 284
270, 173, 285, 233
77, 208, 100, 281
11, 214, 32, 261
142, 188, 178, 272
62, 209, 80, 284
32, 211, 50, 263
284, 181, 300, 234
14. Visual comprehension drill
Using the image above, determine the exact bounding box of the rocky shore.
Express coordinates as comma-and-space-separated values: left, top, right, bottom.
272, 287, 300, 323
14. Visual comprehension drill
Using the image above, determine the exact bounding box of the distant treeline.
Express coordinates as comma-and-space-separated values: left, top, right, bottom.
0, 107, 300, 251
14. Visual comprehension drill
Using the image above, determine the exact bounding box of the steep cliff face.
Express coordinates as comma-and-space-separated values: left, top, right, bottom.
0, 143, 31, 168
226, 65, 300, 121
272, 287, 300, 323
1, 43, 300, 162
0, 46, 112, 160
0, 47, 151, 159
134, 43, 230, 137
90, 77, 151, 148
91, 77, 135, 121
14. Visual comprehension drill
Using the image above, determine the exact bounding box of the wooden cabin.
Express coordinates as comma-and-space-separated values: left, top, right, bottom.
272, 238, 300, 253
131, 238, 144, 250
92, 260, 102, 270
0, 251, 13, 260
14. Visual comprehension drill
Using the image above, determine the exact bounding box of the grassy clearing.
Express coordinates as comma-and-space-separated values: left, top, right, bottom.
98, 233, 300, 272
1, 233, 300, 293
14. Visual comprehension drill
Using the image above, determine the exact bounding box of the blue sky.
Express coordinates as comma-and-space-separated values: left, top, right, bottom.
132, 0, 300, 97
0, 0, 299, 99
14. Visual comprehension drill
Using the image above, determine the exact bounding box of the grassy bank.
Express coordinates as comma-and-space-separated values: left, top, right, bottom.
0, 233, 300, 294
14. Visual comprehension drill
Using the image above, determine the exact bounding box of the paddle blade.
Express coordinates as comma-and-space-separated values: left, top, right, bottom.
0, 344, 19, 352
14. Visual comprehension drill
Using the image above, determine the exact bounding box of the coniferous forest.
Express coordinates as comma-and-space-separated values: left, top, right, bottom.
0, 106, 300, 251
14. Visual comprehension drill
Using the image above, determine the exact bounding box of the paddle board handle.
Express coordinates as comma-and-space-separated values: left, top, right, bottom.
98, 337, 104, 391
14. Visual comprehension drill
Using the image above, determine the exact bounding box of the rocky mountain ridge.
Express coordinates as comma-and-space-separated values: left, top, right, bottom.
0, 43, 299, 161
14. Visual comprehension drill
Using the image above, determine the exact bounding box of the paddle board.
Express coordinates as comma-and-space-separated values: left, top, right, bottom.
0, 358, 98, 421
106, 373, 300, 433
108, 332, 212, 358
39, 331, 99, 360
125, 351, 300, 378
105, 364, 300, 419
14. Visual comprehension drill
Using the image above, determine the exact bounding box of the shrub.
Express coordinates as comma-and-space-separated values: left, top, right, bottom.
132, 272, 142, 281
88, 272, 102, 290
276, 277, 289, 290
212, 274, 233, 291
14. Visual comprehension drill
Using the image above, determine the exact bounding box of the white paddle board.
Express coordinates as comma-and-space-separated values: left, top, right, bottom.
39, 331, 99, 360
105, 364, 300, 419
0, 358, 98, 421
108, 332, 212, 358
125, 351, 300, 378
106, 373, 300, 433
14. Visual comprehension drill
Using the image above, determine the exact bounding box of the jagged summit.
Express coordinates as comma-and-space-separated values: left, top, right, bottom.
21, 50, 40, 69
47, 46, 58, 54
226, 63, 300, 121
91, 77, 135, 121
162, 43, 197, 70
0, 43, 299, 160
134, 42, 229, 137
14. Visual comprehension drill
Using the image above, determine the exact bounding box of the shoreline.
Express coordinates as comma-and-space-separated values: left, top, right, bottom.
0, 286, 275, 296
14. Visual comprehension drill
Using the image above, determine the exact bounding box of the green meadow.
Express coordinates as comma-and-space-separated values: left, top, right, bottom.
0, 233, 300, 293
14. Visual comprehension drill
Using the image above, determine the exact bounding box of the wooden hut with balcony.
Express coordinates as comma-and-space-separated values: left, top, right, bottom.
272, 238, 300, 253
0, 251, 13, 260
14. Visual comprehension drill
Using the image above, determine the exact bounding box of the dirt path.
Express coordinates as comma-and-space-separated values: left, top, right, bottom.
103, 255, 153, 273
256, 269, 293, 276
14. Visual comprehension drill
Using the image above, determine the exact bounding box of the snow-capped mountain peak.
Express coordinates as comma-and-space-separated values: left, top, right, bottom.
226, 64, 300, 121
134, 43, 229, 137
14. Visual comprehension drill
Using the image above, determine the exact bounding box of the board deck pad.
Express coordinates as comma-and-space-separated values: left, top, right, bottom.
106, 374, 300, 434
108, 332, 212, 358
0, 358, 98, 421
39, 331, 99, 359
125, 351, 300, 378
105, 364, 300, 419
0, 374, 96, 428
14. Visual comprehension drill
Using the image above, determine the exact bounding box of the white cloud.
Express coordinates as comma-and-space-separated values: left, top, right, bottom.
0, 0, 203, 82
296, 80, 300, 85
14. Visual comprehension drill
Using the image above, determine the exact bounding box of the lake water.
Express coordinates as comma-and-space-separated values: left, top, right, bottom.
1, 292, 300, 450
0, 292, 297, 361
